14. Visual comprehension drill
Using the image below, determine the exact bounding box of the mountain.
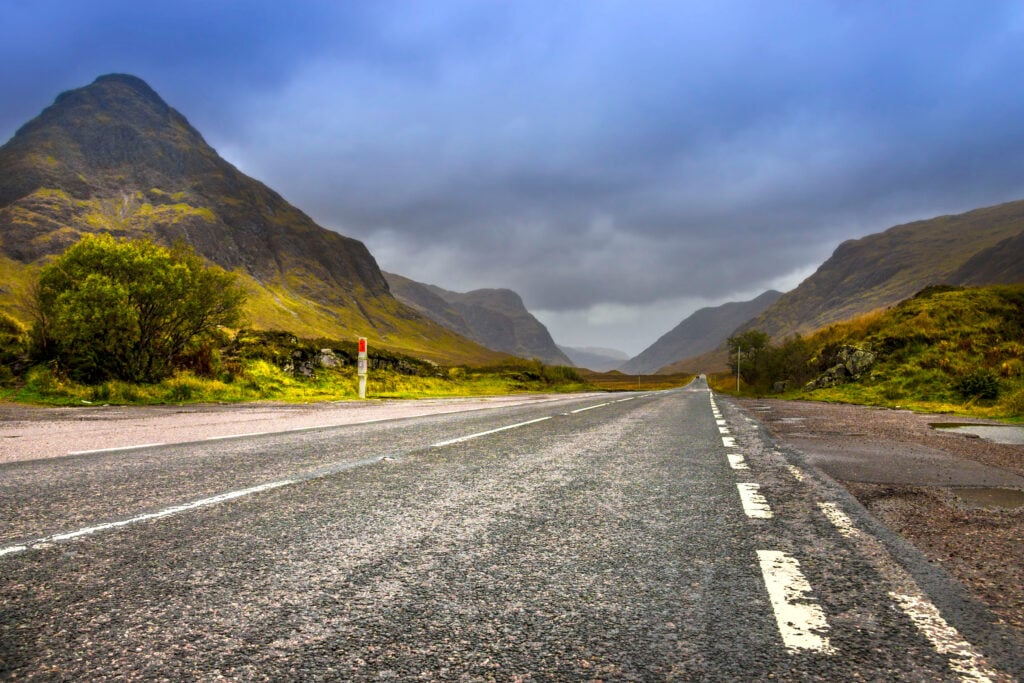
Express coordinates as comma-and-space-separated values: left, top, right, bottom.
558, 345, 629, 372
741, 200, 1024, 341
384, 272, 573, 366
618, 290, 783, 375
0, 74, 506, 365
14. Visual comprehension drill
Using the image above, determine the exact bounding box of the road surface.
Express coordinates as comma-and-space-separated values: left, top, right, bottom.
1, 380, 1020, 680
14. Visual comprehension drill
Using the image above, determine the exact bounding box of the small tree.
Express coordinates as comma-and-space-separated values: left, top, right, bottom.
727, 329, 769, 384
33, 234, 246, 383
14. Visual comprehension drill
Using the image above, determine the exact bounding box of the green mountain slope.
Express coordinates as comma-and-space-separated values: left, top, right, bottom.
783, 285, 1024, 417
383, 272, 573, 366
0, 74, 506, 366
743, 200, 1024, 341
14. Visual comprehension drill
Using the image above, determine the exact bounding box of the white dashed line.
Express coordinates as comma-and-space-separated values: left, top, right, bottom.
722, 436, 736, 448
786, 464, 805, 482
718, 426, 731, 434
757, 550, 835, 654
726, 453, 749, 470
570, 402, 611, 414
69, 443, 166, 455
431, 416, 553, 448
736, 482, 773, 519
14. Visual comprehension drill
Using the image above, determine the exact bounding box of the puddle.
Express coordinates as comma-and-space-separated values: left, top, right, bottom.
949, 487, 1024, 509
930, 423, 1024, 445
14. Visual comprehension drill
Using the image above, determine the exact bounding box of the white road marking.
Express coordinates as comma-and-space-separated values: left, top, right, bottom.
737, 482, 773, 518
718, 426, 731, 434
818, 503, 1003, 681
0, 480, 295, 558
722, 436, 736, 448
786, 464, 805, 482
69, 443, 166, 455
889, 593, 996, 683
716, 419, 727, 426
570, 402, 610, 414
757, 550, 835, 654
818, 502, 857, 538
726, 453, 749, 470
431, 416, 553, 448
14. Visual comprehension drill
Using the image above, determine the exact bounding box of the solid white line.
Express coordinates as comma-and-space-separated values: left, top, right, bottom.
727, 453, 749, 470
570, 402, 610, 414
757, 550, 834, 653
69, 443, 166, 455
0, 480, 295, 558
737, 483, 773, 519
431, 416, 553, 448
889, 592, 996, 683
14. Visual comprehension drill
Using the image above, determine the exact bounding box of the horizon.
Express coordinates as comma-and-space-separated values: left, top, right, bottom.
3, 2, 1024, 355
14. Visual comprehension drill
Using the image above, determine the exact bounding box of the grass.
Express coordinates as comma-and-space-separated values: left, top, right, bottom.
711, 284, 1024, 421
0, 333, 603, 406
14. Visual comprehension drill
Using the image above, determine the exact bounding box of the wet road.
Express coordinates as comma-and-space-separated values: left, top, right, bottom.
1, 381, 1020, 680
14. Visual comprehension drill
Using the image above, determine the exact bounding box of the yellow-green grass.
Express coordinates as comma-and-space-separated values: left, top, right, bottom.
2, 359, 595, 406
712, 284, 1024, 421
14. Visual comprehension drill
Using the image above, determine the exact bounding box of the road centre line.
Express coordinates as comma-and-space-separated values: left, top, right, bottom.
757, 550, 835, 654
5, 401, 624, 558
69, 443, 166, 456
430, 416, 553, 448
817, 501, 1001, 682
0, 480, 295, 558
570, 402, 611, 414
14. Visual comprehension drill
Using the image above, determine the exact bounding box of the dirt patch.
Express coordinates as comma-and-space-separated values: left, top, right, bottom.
737, 398, 1024, 637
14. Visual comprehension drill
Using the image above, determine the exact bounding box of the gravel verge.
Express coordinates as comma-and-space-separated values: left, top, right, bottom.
736, 398, 1024, 637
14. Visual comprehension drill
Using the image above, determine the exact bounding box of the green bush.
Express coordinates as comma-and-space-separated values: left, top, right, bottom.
32, 234, 245, 384
954, 369, 1001, 401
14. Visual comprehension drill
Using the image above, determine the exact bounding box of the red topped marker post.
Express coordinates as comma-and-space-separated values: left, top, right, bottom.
357, 337, 368, 399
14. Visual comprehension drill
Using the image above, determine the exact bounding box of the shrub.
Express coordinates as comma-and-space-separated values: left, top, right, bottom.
954, 369, 1001, 401
32, 235, 245, 384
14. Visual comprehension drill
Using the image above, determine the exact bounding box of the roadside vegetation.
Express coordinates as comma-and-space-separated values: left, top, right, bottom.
0, 236, 595, 404
709, 284, 1024, 420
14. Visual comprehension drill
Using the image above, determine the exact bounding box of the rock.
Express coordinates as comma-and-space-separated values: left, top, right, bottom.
804, 345, 876, 390
319, 349, 340, 368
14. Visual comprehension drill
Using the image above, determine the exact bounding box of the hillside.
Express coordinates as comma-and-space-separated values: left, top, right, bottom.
739, 285, 1024, 418
558, 345, 629, 372
384, 272, 573, 366
741, 201, 1024, 341
619, 290, 782, 375
0, 74, 506, 365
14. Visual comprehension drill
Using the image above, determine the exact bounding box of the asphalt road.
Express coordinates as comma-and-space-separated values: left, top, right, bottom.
1, 380, 1021, 681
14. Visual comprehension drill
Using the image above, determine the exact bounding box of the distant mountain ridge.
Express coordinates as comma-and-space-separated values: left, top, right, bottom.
619, 290, 782, 375
741, 200, 1024, 341
558, 345, 629, 372
383, 272, 573, 366
0, 74, 506, 365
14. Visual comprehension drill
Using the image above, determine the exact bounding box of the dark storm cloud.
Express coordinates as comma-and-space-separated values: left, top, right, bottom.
3, 1, 1024, 352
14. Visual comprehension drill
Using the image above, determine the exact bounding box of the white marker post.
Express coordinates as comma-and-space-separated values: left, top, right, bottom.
357, 337, 368, 399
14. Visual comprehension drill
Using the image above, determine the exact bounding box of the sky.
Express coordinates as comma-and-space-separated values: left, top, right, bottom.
3, 1, 1024, 355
